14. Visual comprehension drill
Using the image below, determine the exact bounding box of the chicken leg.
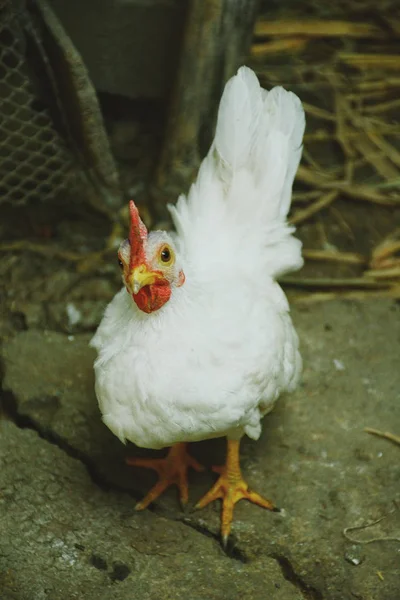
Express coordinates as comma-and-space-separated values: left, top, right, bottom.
127, 442, 204, 509
196, 438, 278, 545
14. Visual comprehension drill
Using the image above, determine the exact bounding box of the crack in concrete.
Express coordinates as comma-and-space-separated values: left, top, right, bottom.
271, 554, 324, 600
1, 389, 250, 564
2, 389, 323, 597
1, 389, 145, 500
177, 515, 249, 563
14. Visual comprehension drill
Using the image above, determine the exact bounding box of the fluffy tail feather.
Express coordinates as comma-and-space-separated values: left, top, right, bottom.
170, 66, 305, 279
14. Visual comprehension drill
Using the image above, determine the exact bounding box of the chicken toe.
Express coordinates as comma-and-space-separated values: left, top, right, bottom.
195, 439, 277, 545
127, 442, 204, 509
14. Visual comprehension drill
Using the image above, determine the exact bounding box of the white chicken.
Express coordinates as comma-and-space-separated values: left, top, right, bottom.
91, 66, 305, 544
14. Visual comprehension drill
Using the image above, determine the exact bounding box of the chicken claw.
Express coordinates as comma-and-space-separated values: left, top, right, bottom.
195, 439, 278, 546
127, 442, 204, 509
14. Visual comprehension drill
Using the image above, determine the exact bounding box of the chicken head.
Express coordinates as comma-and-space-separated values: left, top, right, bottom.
118, 201, 185, 314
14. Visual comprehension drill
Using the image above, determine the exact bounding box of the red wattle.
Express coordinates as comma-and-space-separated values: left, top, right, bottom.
133, 282, 171, 313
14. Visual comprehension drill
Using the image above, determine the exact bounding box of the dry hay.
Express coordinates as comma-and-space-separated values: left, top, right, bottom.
251, 2, 400, 303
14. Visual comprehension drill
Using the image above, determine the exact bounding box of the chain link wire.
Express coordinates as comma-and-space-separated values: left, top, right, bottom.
0, 1, 80, 205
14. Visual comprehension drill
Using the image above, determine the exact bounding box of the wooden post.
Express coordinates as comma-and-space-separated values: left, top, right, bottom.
153, 0, 259, 208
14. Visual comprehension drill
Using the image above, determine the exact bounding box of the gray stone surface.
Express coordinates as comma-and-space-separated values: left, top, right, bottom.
1, 300, 400, 599
0, 421, 301, 600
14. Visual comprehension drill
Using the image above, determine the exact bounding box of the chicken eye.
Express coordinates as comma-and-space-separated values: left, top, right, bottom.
160, 246, 171, 263
118, 257, 124, 269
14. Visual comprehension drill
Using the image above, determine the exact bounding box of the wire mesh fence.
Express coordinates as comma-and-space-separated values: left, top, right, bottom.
0, 0, 81, 205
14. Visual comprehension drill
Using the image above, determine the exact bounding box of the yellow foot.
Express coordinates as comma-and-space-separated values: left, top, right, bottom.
126, 442, 204, 510
195, 439, 278, 546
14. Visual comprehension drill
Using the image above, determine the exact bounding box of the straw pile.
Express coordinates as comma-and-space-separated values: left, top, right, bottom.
251, 5, 400, 303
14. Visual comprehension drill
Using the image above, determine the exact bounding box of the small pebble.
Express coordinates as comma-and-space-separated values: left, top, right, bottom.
345, 545, 365, 566
66, 303, 81, 327
333, 359, 345, 371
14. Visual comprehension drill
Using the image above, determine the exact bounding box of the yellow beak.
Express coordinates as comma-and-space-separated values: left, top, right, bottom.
129, 264, 160, 295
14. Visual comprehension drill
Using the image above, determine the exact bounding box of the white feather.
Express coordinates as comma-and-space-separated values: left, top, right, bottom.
91, 67, 305, 450
214, 67, 263, 174
169, 66, 305, 279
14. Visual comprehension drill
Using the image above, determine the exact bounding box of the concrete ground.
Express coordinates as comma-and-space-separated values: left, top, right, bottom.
1, 298, 399, 600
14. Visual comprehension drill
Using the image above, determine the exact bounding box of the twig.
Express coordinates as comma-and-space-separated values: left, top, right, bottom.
316, 220, 329, 249
254, 20, 384, 39
347, 89, 392, 102
352, 134, 399, 181
365, 132, 400, 169
343, 507, 400, 544
302, 249, 366, 265
364, 266, 400, 280
365, 117, 400, 134
328, 78, 400, 181
330, 207, 355, 240
371, 230, 400, 267
331, 182, 400, 206
303, 102, 336, 122
302, 147, 325, 172
280, 276, 394, 289
330, 80, 356, 168
364, 428, 400, 446
289, 191, 338, 225
355, 78, 400, 92
338, 54, 400, 71
292, 190, 322, 203
296, 165, 335, 184
364, 98, 400, 114
376, 180, 400, 190
293, 287, 400, 304
251, 38, 307, 57
296, 166, 400, 207
304, 125, 400, 141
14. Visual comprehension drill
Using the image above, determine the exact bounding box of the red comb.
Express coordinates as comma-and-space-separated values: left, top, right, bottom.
129, 200, 147, 267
